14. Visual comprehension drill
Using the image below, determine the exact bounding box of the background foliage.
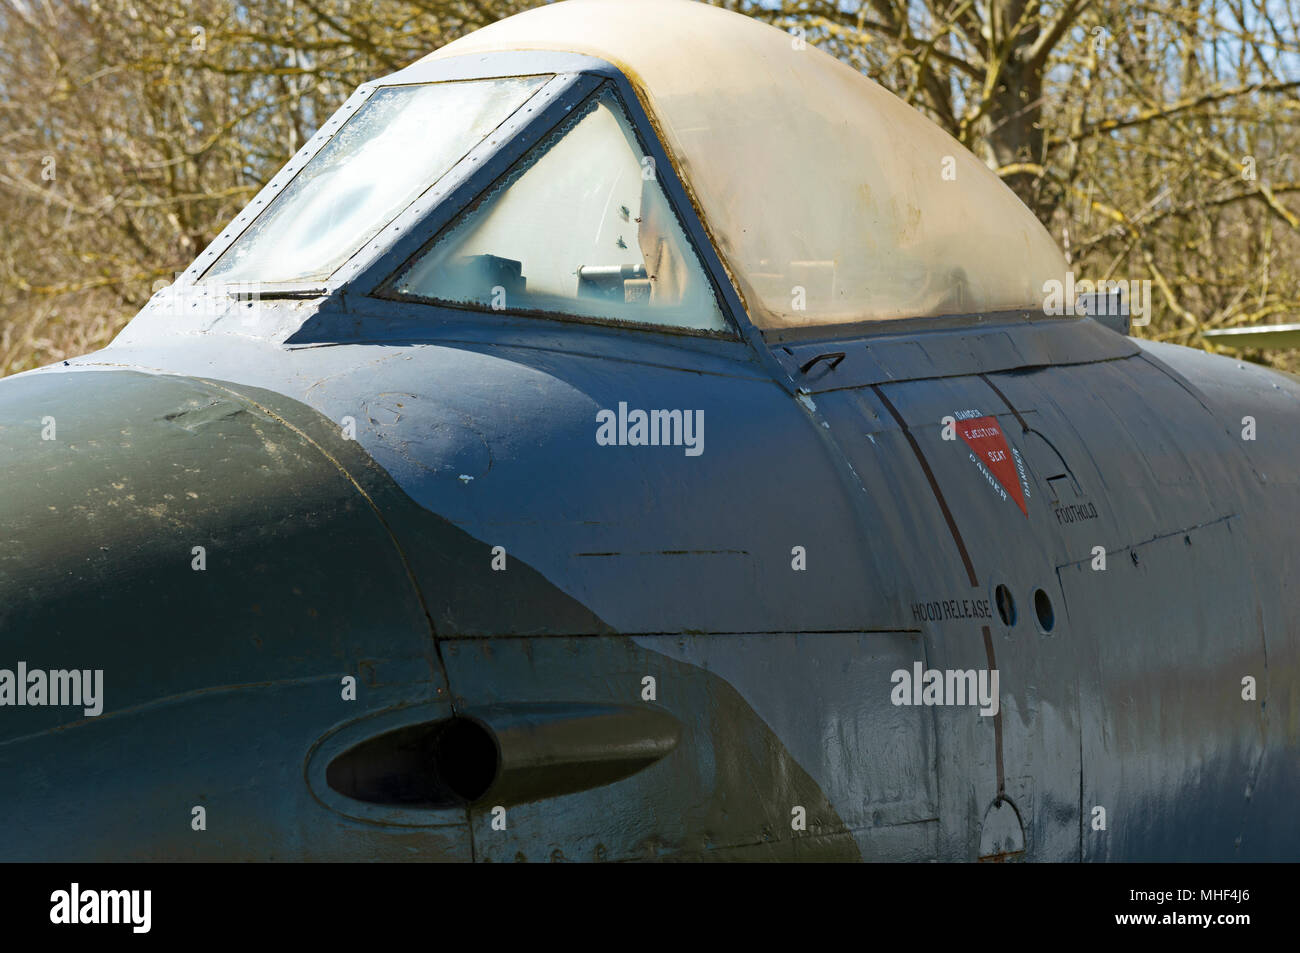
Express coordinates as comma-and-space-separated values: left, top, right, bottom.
2, 0, 1298, 374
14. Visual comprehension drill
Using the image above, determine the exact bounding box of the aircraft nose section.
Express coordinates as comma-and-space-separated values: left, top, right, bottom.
0, 368, 462, 859
0, 368, 441, 684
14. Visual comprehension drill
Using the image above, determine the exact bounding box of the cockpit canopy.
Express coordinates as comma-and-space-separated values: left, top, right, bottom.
200, 0, 1067, 334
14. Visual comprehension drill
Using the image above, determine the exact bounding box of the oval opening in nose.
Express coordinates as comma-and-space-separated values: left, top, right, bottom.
325, 717, 499, 807
429, 718, 498, 802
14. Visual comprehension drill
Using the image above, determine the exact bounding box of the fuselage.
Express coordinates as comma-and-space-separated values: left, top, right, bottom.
2, 291, 1297, 861
3, 0, 1297, 860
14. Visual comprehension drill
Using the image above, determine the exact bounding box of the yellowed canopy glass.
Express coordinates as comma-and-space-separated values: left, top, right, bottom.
425, 0, 1067, 329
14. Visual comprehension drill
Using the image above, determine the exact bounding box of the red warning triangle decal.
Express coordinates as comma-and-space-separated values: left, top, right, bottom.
956, 415, 1028, 517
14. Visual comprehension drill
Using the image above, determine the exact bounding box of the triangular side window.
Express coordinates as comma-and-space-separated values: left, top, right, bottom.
388, 86, 728, 333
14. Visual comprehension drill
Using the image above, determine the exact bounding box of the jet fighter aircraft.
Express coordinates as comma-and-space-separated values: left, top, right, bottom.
2, 0, 1298, 861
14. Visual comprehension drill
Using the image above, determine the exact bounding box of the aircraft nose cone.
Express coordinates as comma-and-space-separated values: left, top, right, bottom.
0, 366, 443, 722
0, 368, 454, 859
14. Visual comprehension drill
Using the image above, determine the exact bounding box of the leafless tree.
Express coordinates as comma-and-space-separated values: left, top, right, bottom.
2, 0, 1298, 374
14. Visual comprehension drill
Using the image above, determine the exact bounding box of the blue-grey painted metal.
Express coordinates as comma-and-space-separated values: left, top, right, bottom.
2, 47, 1298, 862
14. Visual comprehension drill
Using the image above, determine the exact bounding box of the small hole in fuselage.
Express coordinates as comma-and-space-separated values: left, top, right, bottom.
995, 584, 1016, 627
1034, 589, 1055, 632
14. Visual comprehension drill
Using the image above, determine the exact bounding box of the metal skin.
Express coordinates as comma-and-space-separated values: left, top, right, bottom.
2, 49, 1299, 863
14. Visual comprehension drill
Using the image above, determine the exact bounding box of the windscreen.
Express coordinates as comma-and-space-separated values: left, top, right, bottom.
203, 75, 548, 284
